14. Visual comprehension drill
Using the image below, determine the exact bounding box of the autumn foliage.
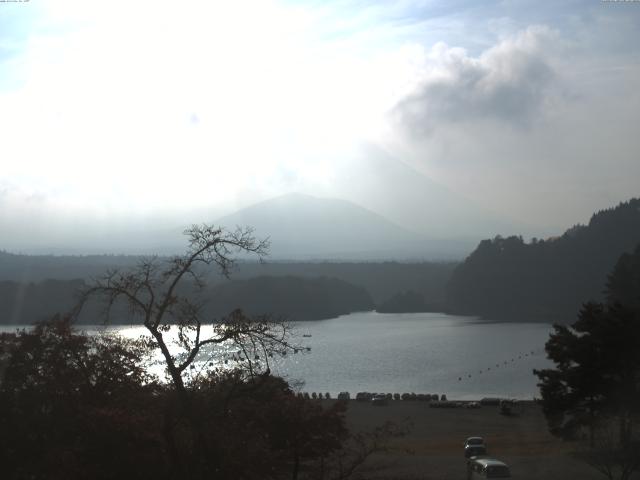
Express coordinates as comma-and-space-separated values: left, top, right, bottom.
0, 317, 350, 480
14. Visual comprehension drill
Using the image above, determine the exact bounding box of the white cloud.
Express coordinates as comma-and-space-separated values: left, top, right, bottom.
392, 26, 562, 136
385, 23, 640, 228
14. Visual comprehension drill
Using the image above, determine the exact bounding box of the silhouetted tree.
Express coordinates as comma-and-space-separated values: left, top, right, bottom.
534, 303, 640, 443
606, 244, 640, 310
77, 225, 284, 392
0, 316, 165, 480
74, 225, 314, 477
534, 247, 640, 480
0, 317, 358, 480
447, 198, 640, 322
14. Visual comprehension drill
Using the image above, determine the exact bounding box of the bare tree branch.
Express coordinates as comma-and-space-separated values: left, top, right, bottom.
75, 224, 285, 395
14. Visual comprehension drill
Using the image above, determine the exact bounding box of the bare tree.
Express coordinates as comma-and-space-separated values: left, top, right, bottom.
574, 417, 640, 480
313, 420, 411, 480
75, 224, 300, 391
75, 225, 304, 477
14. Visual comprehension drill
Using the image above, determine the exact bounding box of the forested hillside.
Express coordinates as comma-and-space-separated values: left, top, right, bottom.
0, 279, 85, 325
0, 252, 456, 309
204, 276, 374, 321
0, 275, 375, 325
446, 198, 640, 322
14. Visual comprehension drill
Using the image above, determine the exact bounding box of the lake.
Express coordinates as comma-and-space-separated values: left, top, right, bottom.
271, 312, 553, 400
2, 311, 554, 400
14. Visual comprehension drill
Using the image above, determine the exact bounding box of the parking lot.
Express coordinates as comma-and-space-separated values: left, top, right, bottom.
337, 400, 603, 480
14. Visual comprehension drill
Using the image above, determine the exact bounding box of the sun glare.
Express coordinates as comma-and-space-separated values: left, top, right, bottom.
0, 0, 407, 213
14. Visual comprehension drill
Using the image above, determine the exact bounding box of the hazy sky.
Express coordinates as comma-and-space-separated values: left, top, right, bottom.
1, 0, 639, 250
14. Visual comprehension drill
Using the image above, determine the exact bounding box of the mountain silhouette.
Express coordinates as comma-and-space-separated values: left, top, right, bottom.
215, 193, 459, 259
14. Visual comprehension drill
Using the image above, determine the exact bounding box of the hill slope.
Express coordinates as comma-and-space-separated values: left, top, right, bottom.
446, 198, 640, 322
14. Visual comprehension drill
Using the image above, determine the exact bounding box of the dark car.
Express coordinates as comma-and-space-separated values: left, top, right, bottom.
464, 436, 485, 448
464, 444, 488, 458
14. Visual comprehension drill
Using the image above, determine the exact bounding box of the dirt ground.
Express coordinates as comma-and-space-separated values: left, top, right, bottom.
332, 400, 607, 480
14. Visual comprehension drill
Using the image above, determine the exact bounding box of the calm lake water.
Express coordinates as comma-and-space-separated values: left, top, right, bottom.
274, 312, 552, 400
2, 312, 553, 400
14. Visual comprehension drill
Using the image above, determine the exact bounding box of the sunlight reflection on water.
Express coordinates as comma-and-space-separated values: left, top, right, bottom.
3, 312, 553, 399
104, 312, 553, 399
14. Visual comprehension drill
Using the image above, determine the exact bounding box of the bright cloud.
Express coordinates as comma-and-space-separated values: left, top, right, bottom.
392, 26, 562, 136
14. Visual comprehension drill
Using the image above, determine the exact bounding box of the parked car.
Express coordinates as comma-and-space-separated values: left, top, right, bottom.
464, 444, 487, 458
467, 457, 511, 478
371, 393, 388, 406
464, 436, 485, 448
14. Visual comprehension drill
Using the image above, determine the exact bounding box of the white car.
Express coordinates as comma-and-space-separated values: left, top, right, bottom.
467, 457, 511, 478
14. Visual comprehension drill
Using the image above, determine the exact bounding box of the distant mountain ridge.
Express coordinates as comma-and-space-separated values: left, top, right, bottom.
215, 192, 472, 260
446, 198, 640, 322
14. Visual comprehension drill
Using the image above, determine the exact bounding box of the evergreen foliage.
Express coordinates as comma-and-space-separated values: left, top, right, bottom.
534, 245, 640, 479
447, 198, 640, 322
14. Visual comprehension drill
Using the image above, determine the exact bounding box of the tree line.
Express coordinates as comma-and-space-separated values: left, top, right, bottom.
0, 275, 374, 325
446, 198, 640, 322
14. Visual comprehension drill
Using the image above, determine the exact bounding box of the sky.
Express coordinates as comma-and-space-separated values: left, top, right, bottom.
0, 0, 639, 252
